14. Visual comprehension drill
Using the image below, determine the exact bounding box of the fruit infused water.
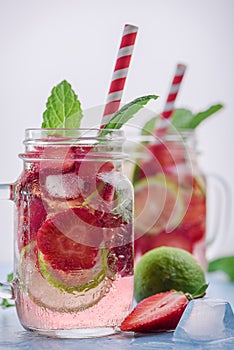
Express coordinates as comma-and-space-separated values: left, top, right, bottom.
14, 129, 134, 337
131, 131, 206, 269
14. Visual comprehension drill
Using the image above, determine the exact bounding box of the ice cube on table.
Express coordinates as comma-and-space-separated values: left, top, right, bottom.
173, 298, 234, 344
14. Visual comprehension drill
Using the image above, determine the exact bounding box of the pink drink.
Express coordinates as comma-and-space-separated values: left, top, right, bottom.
132, 132, 206, 269
14, 129, 134, 337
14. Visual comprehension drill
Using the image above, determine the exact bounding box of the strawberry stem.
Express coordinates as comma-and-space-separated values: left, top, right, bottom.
185, 283, 209, 300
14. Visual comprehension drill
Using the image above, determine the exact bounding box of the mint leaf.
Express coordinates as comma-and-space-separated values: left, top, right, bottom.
141, 116, 157, 136
208, 256, 234, 282
1, 272, 15, 309
100, 95, 159, 136
142, 104, 223, 133
7, 272, 13, 283
0, 298, 15, 309
171, 108, 194, 130
42, 80, 83, 128
189, 104, 223, 129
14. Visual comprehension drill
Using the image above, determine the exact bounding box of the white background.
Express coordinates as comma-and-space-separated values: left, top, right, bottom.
0, 0, 233, 264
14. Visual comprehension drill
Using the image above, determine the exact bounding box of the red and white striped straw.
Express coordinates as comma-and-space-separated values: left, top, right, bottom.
100, 24, 138, 128
155, 63, 187, 137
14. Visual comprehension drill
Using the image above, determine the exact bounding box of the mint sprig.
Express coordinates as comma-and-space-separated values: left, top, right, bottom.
170, 108, 194, 130
208, 256, 234, 282
188, 104, 223, 129
141, 104, 223, 135
42, 80, 83, 128
100, 95, 159, 136
0, 272, 15, 309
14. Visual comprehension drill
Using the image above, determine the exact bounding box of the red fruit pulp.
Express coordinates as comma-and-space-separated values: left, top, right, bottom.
120, 290, 188, 332
24, 146, 76, 175
37, 207, 104, 271
17, 170, 47, 250
148, 142, 185, 169
134, 229, 193, 257
18, 197, 47, 250
133, 141, 206, 262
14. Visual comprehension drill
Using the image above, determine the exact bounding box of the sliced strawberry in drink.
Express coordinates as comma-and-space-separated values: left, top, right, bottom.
182, 192, 206, 227
18, 197, 47, 250
148, 141, 185, 169
134, 229, 193, 257
153, 230, 193, 252
17, 170, 47, 250
120, 290, 188, 332
96, 211, 133, 276
96, 161, 115, 202
108, 242, 134, 276
17, 169, 41, 198
29, 198, 47, 236
21, 145, 76, 175
176, 222, 205, 243
38, 145, 76, 174
96, 210, 124, 228
134, 141, 186, 182
37, 207, 104, 271
72, 158, 116, 208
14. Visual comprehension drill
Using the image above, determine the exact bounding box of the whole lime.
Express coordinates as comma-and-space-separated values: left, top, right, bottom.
134, 246, 206, 302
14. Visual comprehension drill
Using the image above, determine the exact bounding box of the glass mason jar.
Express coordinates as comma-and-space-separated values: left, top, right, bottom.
125, 129, 229, 270
0, 128, 134, 338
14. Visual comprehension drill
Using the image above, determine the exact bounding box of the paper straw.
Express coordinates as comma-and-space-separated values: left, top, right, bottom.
155, 63, 187, 137
100, 24, 138, 128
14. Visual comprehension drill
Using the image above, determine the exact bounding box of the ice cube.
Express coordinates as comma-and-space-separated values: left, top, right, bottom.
173, 298, 234, 344
45, 172, 83, 199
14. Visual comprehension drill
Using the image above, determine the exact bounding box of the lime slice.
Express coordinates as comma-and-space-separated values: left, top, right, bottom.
193, 175, 206, 196
19, 242, 115, 312
134, 174, 184, 235
38, 249, 111, 294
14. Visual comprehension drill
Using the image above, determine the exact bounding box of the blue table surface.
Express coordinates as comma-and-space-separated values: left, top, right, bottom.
1, 263, 234, 350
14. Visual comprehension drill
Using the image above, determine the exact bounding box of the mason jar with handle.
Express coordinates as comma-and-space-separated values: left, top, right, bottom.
125, 129, 231, 270
0, 128, 134, 338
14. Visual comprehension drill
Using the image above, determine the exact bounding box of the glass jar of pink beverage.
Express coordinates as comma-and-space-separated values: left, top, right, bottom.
125, 129, 229, 270
0, 128, 134, 338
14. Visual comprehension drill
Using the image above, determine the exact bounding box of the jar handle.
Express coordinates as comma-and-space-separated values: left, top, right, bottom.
206, 173, 232, 256
0, 183, 15, 300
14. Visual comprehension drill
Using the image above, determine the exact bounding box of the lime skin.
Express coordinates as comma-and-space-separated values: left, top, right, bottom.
134, 246, 206, 302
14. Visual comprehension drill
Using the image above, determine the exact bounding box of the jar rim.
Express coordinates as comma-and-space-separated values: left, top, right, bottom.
23, 128, 125, 145
125, 129, 195, 143
20, 128, 127, 161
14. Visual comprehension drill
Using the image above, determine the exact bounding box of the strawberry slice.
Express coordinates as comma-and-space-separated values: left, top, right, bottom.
133, 142, 185, 183
120, 290, 188, 332
76, 159, 115, 204
18, 197, 47, 250
39, 146, 76, 174
37, 207, 104, 271
17, 170, 47, 250
134, 229, 193, 258
96, 161, 115, 202
148, 142, 185, 169
22, 146, 76, 175
182, 192, 206, 227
